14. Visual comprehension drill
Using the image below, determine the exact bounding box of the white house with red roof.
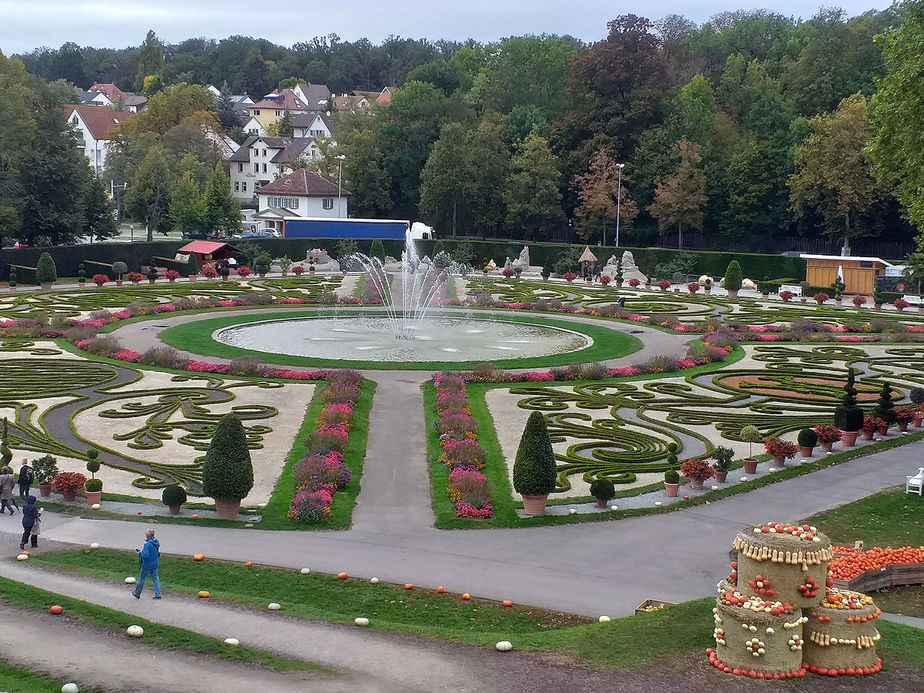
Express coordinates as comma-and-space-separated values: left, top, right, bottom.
254, 169, 350, 231
64, 104, 131, 174
248, 83, 330, 131
227, 136, 322, 202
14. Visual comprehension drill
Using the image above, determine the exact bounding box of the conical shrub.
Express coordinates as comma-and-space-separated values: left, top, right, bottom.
513, 411, 557, 496
202, 414, 254, 500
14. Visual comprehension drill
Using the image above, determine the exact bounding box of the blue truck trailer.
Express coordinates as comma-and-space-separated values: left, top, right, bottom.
281, 217, 433, 240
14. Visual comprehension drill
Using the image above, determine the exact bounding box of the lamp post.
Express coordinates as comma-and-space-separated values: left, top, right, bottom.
614, 162, 625, 248
335, 154, 345, 218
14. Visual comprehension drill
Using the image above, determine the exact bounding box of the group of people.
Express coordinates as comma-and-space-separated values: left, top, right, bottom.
0, 459, 40, 551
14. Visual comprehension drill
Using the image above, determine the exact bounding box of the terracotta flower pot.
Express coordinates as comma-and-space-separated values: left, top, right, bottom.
189, 274, 197, 282
521, 494, 549, 515
168, 277, 176, 283
168, 505, 182, 516
688, 478, 704, 490
40, 282, 52, 290
742, 458, 759, 474
116, 280, 123, 286
800, 298, 807, 304
78, 282, 85, 288
61, 491, 77, 502
713, 469, 728, 483
38, 483, 51, 497
841, 431, 859, 447
214, 497, 241, 519
897, 422, 909, 432
595, 498, 609, 508
727, 289, 739, 298
799, 446, 814, 458
878, 424, 889, 435
85, 490, 102, 506
8, 287, 15, 293
862, 431, 874, 441
704, 289, 711, 295
913, 415, 922, 428
772, 454, 785, 466
820, 441, 833, 452
664, 482, 680, 497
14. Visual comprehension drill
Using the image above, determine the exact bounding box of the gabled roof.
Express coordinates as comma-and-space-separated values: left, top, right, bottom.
257, 169, 350, 197
251, 88, 312, 111
333, 94, 370, 111
293, 83, 331, 110
89, 83, 126, 102
122, 94, 148, 108
63, 104, 130, 140
376, 87, 395, 105
227, 136, 313, 163
289, 112, 338, 134
178, 240, 238, 255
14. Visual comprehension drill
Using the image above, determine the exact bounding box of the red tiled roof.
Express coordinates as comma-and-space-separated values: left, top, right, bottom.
63, 104, 131, 140
257, 169, 350, 197
376, 87, 395, 105
178, 240, 236, 254
89, 83, 127, 102
251, 89, 308, 111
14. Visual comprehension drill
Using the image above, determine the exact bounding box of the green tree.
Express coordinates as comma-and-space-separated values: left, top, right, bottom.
339, 128, 392, 217
35, 252, 56, 285
512, 411, 557, 496
122, 83, 215, 136
202, 163, 240, 236
134, 29, 165, 93
572, 149, 638, 243
503, 130, 564, 240
789, 93, 881, 252
724, 259, 742, 292
81, 174, 118, 242
369, 238, 385, 261
169, 170, 204, 236
276, 109, 294, 137
124, 145, 171, 241
723, 134, 793, 239
647, 139, 707, 248
870, 1, 924, 242
419, 122, 471, 238
201, 413, 254, 501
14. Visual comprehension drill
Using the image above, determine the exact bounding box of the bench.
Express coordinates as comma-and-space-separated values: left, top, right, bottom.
902, 295, 923, 305
779, 284, 802, 296
907, 467, 924, 496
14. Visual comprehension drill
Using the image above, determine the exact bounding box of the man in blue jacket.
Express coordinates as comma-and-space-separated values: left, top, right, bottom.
133, 529, 161, 599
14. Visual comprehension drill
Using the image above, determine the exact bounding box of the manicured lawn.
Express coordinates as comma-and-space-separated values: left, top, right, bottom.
804, 488, 924, 547
157, 309, 643, 370
0, 661, 90, 693
0, 575, 323, 673
869, 586, 924, 619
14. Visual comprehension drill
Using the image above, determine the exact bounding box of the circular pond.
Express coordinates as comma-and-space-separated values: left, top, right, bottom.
214, 316, 592, 363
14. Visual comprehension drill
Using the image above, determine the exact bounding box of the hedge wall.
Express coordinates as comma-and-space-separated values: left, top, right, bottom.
1, 238, 808, 284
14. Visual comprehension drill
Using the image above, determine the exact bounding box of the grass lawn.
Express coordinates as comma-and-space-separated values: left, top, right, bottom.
25, 551, 924, 673
0, 661, 93, 693
804, 488, 924, 547
869, 586, 924, 619
0, 575, 323, 673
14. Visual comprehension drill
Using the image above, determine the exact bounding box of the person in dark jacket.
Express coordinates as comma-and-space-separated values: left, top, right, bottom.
18, 459, 33, 498
133, 529, 161, 599
0, 466, 17, 514
19, 495, 40, 550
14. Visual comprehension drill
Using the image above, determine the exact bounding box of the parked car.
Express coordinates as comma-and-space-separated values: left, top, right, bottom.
234, 228, 280, 239
181, 231, 221, 240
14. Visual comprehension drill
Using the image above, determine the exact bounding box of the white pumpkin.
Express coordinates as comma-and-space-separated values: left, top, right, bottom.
568, 509, 576, 515
598, 615, 611, 623
16, 553, 28, 561
739, 476, 748, 482
370, 577, 380, 584
126, 625, 144, 637
267, 602, 281, 610
124, 577, 136, 584
495, 641, 513, 652
89, 542, 100, 549
300, 568, 311, 575
354, 617, 370, 626
654, 501, 662, 507
91, 503, 101, 510
223, 637, 240, 646
609, 505, 618, 511
61, 684, 79, 693
711, 485, 719, 491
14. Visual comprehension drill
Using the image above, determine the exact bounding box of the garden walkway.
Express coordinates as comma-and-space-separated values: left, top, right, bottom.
8, 439, 922, 620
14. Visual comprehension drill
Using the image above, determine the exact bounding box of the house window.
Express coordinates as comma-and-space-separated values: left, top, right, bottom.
262, 163, 267, 173
237, 163, 243, 173
262, 148, 267, 157
254, 109, 260, 115
310, 129, 322, 136
322, 198, 334, 210
276, 110, 281, 116
234, 182, 240, 192
242, 182, 247, 192
248, 128, 258, 135
254, 163, 259, 173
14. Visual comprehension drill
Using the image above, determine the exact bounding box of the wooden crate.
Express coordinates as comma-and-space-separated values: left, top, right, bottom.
635, 599, 674, 615
889, 562, 924, 587
834, 566, 892, 593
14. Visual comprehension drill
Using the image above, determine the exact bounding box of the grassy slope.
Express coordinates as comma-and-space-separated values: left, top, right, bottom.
0, 661, 89, 693
805, 489, 924, 547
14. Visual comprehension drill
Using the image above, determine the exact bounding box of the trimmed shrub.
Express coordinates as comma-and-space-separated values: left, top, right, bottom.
664, 470, 680, 484
911, 387, 924, 405
589, 478, 615, 501
797, 428, 818, 447
35, 252, 57, 285
85, 448, 100, 478
512, 411, 557, 496
111, 261, 127, 278
32, 455, 58, 484
724, 260, 742, 292
369, 238, 385, 262
162, 484, 187, 507
201, 414, 254, 500
834, 368, 864, 432
740, 424, 763, 457
875, 382, 897, 425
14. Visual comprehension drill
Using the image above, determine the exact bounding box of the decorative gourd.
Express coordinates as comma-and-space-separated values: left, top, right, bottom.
245, 561, 253, 567
197, 591, 210, 598
267, 602, 281, 610
300, 568, 310, 574
49, 605, 64, 615
124, 577, 136, 584
337, 572, 348, 579
89, 543, 100, 549
193, 553, 205, 561
404, 583, 414, 590
126, 625, 144, 637
16, 553, 28, 561
495, 641, 513, 652
354, 617, 370, 626
223, 638, 240, 646
370, 577, 380, 584
502, 600, 513, 607
90, 503, 101, 510
61, 684, 79, 693
462, 593, 471, 600
598, 615, 611, 622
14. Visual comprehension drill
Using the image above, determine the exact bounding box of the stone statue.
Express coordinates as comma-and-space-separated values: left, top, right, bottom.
619, 250, 647, 283
517, 246, 530, 267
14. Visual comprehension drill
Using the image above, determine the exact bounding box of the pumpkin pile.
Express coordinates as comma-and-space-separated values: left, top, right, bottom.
829, 545, 924, 580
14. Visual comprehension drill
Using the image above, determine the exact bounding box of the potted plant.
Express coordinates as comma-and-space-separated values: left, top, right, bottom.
255, 254, 272, 278
688, 282, 700, 294
502, 267, 515, 279
614, 259, 623, 287
32, 455, 59, 497
862, 415, 883, 440
165, 269, 180, 283
512, 411, 557, 515
35, 252, 57, 290
126, 271, 143, 285
873, 289, 884, 311
77, 263, 87, 287
589, 479, 615, 508
664, 470, 681, 497
112, 261, 127, 286
658, 279, 671, 292
910, 388, 924, 427
724, 260, 742, 298
600, 275, 611, 286
797, 428, 818, 458
764, 437, 798, 466
92, 273, 109, 287
644, 277, 652, 290
236, 266, 252, 279
852, 294, 867, 309
85, 448, 102, 505
187, 253, 199, 281
895, 406, 915, 432
202, 265, 218, 279
894, 298, 910, 312
740, 425, 762, 474
628, 278, 641, 289
50, 471, 86, 502
540, 265, 551, 281
711, 446, 734, 483
278, 255, 292, 277
563, 271, 577, 283
219, 265, 230, 281
292, 265, 305, 276
680, 458, 713, 490
833, 289, 842, 307
202, 414, 254, 519
874, 382, 897, 433
162, 484, 187, 515
7, 266, 16, 292
813, 291, 829, 306
146, 267, 159, 284
780, 290, 794, 302
835, 368, 864, 446
813, 424, 842, 452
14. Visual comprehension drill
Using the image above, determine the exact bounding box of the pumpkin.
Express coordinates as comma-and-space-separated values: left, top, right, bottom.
300, 568, 310, 575
89, 543, 100, 549
124, 577, 136, 584
495, 641, 513, 652
462, 593, 471, 600
197, 591, 210, 598
267, 602, 281, 610
370, 577, 380, 584
404, 583, 414, 590
436, 586, 445, 593
654, 501, 662, 507
610, 505, 618, 511
136, 510, 142, 515
502, 600, 512, 607
193, 553, 205, 562
91, 503, 101, 510
223, 637, 240, 646
354, 617, 370, 626
568, 509, 576, 515
49, 605, 64, 615
598, 615, 611, 623
245, 561, 253, 567
16, 554, 28, 561
126, 625, 144, 637
337, 572, 348, 579
191, 513, 199, 518
61, 684, 79, 693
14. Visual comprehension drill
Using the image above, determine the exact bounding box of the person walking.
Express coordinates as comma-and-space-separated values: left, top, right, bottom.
19, 496, 40, 550
133, 529, 161, 599
0, 466, 18, 515
17, 459, 33, 499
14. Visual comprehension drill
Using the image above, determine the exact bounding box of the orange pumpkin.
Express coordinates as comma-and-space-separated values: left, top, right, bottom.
193, 553, 205, 561
404, 583, 414, 590
337, 572, 348, 579
436, 586, 445, 594
49, 605, 63, 615
197, 590, 210, 598
462, 593, 471, 600
502, 600, 513, 607
244, 561, 253, 567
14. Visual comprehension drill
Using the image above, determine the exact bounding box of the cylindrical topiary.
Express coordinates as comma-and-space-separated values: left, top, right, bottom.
202, 413, 254, 518
835, 368, 864, 432
162, 483, 187, 512
724, 260, 742, 293
797, 428, 818, 448
874, 382, 897, 426
35, 252, 57, 287
513, 411, 556, 513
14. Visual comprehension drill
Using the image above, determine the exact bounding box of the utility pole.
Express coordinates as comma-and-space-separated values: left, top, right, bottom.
615, 163, 625, 248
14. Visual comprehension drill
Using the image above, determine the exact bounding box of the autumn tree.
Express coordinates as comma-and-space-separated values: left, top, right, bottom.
647, 139, 707, 248
135, 30, 165, 93
125, 145, 171, 241
503, 130, 564, 240
572, 150, 638, 243
788, 93, 881, 252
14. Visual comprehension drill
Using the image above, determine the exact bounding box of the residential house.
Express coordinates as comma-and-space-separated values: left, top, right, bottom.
247, 83, 330, 131
88, 83, 148, 112
332, 87, 393, 112
75, 89, 114, 108
203, 125, 240, 160
241, 116, 265, 137
63, 104, 131, 175
290, 112, 337, 140
227, 136, 321, 203
254, 168, 350, 231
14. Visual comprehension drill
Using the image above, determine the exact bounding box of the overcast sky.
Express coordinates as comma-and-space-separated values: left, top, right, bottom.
0, 0, 893, 54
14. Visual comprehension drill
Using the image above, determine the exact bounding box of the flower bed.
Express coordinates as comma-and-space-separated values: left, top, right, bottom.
433, 373, 493, 518
287, 370, 363, 522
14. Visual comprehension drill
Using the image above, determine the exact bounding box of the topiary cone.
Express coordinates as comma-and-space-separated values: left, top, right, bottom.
202, 414, 253, 518
513, 411, 557, 514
